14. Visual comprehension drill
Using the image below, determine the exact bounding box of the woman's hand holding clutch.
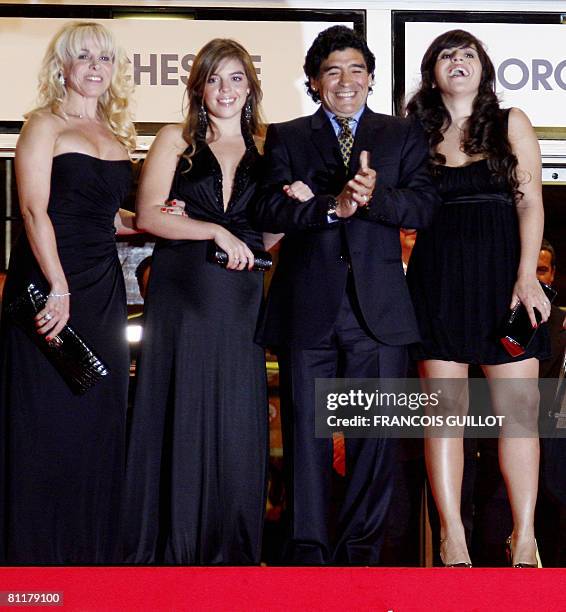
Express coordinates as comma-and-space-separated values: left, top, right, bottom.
511, 275, 552, 328
213, 226, 255, 271
501, 279, 556, 357
35, 284, 70, 342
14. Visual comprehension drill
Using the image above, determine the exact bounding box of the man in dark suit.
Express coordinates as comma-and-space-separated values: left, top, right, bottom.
252, 26, 439, 565
537, 239, 565, 379
535, 239, 566, 566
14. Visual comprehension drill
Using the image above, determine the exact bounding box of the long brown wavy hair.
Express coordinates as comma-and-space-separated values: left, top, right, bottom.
406, 29, 520, 197
181, 38, 266, 163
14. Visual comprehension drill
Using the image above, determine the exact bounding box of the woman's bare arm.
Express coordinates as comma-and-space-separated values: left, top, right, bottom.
136, 124, 254, 270
15, 112, 70, 340
508, 107, 550, 326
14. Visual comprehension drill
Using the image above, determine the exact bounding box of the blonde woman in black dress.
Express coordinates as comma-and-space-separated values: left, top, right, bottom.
0, 22, 136, 563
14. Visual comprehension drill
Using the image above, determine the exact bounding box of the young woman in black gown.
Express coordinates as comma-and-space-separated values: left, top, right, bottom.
123, 39, 275, 564
0, 22, 137, 563
406, 30, 550, 567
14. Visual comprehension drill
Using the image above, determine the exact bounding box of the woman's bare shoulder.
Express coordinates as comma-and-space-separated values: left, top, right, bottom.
154, 123, 188, 152
21, 109, 62, 136
507, 107, 534, 133
17, 109, 63, 154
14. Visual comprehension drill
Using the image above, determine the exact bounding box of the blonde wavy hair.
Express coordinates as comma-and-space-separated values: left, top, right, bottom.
182, 38, 266, 163
28, 21, 136, 153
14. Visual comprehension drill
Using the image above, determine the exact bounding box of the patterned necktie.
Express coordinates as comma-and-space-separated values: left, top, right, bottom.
335, 116, 354, 167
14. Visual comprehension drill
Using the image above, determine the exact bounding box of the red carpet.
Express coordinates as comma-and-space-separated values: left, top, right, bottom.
1, 567, 565, 611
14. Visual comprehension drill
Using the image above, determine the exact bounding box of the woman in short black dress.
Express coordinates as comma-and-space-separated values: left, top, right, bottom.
406, 29, 550, 567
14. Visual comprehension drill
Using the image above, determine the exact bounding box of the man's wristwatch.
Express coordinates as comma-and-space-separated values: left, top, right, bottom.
327, 197, 339, 221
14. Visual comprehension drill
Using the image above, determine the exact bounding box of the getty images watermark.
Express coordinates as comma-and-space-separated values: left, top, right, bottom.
315, 378, 566, 438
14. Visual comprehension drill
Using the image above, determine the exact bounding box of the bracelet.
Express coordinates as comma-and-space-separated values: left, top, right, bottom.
48, 291, 71, 298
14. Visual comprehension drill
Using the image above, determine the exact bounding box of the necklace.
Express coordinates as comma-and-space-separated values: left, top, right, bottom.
65, 110, 84, 119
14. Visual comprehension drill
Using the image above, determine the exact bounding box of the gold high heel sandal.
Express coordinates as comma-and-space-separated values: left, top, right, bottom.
505, 535, 542, 568
440, 539, 473, 568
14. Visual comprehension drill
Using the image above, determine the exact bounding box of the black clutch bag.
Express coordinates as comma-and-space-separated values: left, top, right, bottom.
7, 283, 110, 395
206, 241, 272, 272
500, 281, 558, 357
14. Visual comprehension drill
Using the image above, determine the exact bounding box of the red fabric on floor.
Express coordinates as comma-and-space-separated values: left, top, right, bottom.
0, 567, 564, 611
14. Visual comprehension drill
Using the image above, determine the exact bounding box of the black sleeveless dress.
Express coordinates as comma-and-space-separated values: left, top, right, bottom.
0, 152, 132, 563
123, 143, 268, 564
407, 157, 549, 365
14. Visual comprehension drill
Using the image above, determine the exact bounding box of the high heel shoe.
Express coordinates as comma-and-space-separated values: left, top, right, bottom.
439, 539, 472, 568
505, 535, 542, 568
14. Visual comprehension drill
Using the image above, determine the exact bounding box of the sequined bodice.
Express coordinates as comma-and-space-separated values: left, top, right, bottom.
170, 143, 263, 249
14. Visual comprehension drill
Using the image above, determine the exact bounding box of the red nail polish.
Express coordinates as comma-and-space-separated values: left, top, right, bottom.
160, 207, 166, 211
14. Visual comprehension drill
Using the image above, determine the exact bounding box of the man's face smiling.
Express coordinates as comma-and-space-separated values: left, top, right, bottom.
311, 48, 372, 118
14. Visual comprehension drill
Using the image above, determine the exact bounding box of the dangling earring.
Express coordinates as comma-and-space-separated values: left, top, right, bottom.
58, 72, 66, 87
243, 99, 252, 125
198, 103, 208, 134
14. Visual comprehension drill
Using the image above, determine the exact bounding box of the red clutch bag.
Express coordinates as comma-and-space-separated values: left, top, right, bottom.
500, 281, 557, 357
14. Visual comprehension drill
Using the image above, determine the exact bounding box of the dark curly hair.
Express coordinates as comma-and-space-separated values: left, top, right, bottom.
406, 29, 520, 197
303, 26, 375, 103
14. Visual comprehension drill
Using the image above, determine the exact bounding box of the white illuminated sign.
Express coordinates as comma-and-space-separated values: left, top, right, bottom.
404, 22, 566, 128
0, 17, 352, 125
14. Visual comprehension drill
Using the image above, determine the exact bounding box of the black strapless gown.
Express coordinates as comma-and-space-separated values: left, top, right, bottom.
0, 153, 132, 564
407, 158, 549, 365
123, 144, 268, 564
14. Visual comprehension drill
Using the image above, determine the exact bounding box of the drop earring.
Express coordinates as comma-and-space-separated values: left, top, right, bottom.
198, 103, 208, 134
243, 99, 252, 125
58, 72, 66, 87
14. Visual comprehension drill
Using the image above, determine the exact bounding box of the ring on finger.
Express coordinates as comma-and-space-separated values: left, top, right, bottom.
43, 313, 53, 322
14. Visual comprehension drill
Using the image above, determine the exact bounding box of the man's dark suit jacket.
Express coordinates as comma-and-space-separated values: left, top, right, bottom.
252, 106, 440, 349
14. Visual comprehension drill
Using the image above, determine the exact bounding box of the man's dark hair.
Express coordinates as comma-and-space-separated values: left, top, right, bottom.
303, 26, 375, 103
541, 238, 556, 268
